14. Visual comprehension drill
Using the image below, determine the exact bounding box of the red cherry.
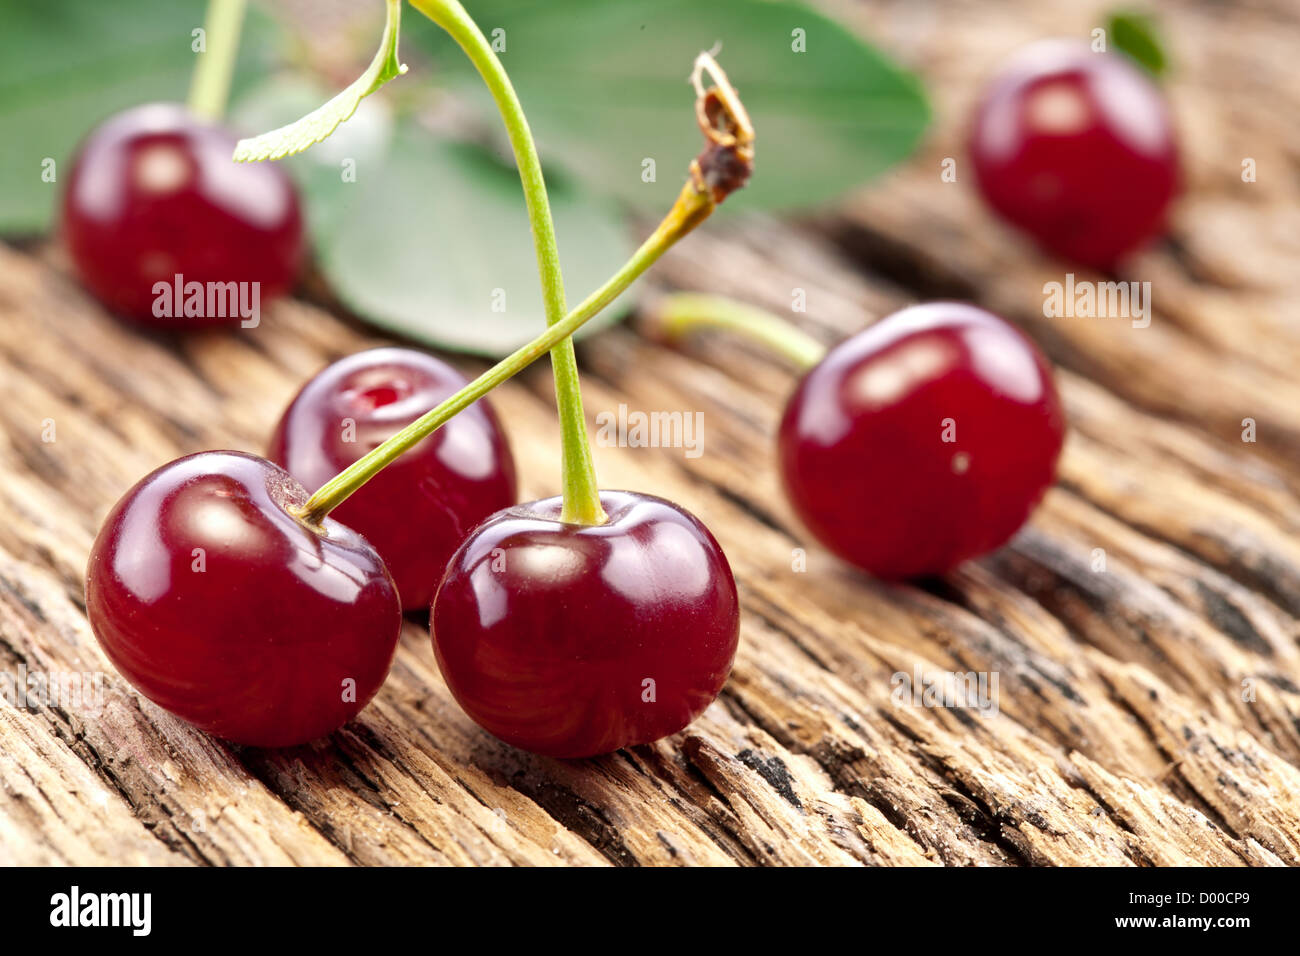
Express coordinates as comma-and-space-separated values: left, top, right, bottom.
85, 451, 401, 747
778, 303, 1064, 579
269, 348, 518, 611
432, 491, 740, 758
969, 39, 1179, 268
62, 103, 303, 324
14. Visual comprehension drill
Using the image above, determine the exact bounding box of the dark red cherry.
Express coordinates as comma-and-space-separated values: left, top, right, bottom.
269, 348, 518, 611
431, 491, 740, 759
969, 39, 1179, 268
778, 302, 1064, 579
85, 451, 400, 747
62, 103, 303, 324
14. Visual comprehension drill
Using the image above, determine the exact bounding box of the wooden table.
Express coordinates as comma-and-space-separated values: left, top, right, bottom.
2, 0, 1298, 866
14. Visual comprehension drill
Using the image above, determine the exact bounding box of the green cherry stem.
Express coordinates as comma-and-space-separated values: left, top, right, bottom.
187, 0, 248, 121
652, 293, 826, 371
296, 178, 717, 526
409, 0, 605, 525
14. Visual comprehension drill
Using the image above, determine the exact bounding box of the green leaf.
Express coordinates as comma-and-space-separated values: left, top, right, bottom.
414, 0, 930, 213
233, 0, 406, 162
0, 0, 282, 234
242, 78, 636, 357
1106, 11, 1167, 77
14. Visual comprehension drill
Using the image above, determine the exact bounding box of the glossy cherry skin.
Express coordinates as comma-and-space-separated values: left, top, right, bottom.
778, 302, 1065, 579
432, 491, 740, 759
62, 103, 303, 324
969, 40, 1179, 268
269, 348, 518, 611
85, 451, 401, 747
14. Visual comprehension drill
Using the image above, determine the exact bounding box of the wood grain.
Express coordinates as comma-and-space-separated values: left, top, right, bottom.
1, 0, 1297, 865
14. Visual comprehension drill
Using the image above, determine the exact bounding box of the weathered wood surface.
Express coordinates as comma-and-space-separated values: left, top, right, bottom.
2, 0, 1299, 865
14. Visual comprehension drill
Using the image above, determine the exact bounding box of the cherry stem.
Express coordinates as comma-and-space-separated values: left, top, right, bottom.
409, 0, 605, 525
297, 179, 718, 526
651, 294, 826, 371
187, 0, 248, 121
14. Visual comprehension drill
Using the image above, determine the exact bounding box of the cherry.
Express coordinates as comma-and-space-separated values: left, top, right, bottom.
777, 302, 1064, 579
269, 348, 518, 611
969, 39, 1179, 268
431, 491, 740, 758
85, 451, 401, 747
62, 102, 304, 324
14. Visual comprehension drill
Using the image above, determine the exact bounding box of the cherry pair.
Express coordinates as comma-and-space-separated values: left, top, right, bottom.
87, 348, 739, 756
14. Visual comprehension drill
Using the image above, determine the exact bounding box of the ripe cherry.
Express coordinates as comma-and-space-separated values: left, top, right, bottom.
62, 103, 304, 324
969, 39, 1179, 268
432, 491, 740, 758
269, 348, 518, 611
85, 451, 401, 747
778, 302, 1064, 579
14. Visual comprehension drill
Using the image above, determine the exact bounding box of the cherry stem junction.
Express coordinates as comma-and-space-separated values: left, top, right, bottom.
187, 0, 248, 121
297, 36, 752, 526
652, 294, 826, 371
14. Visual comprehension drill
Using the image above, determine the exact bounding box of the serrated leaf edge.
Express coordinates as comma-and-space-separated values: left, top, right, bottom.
233, 0, 407, 162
